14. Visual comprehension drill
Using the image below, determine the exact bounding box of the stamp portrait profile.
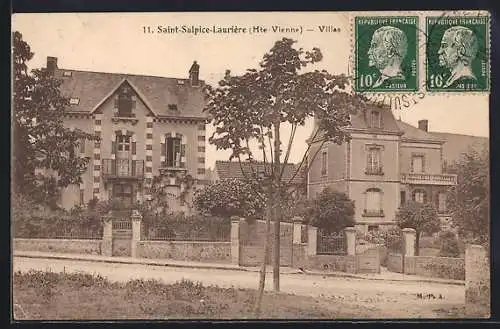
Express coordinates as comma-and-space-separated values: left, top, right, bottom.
354, 16, 419, 92
426, 16, 490, 92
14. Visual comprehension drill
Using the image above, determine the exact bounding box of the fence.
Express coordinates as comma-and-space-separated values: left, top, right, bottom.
142, 221, 231, 242
13, 225, 103, 240
317, 229, 346, 255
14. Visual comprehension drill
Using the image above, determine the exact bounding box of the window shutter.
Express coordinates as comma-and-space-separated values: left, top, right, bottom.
131, 141, 137, 155
114, 97, 118, 109
367, 150, 372, 171
111, 141, 116, 154
161, 141, 166, 156
422, 156, 426, 173
131, 160, 136, 176
180, 144, 186, 157
410, 156, 414, 172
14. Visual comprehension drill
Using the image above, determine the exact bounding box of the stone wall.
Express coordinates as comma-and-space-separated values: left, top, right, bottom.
465, 245, 490, 312
404, 255, 465, 280
136, 241, 231, 263
13, 238, 102, 255
386, 253, 403, 273
294, 254, 357, 273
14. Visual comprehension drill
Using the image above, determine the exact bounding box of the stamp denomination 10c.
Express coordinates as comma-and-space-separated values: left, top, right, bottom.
354, 16, 419, 93
425, 16, 490, 92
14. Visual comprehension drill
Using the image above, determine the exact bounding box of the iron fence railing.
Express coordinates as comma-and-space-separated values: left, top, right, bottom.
102, 159, 144, 179
317, 230, 346, 255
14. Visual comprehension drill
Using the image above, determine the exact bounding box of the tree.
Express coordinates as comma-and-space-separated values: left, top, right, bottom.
396, 201, 440, 256
448, 146, 489, 246
305, 187, 355, 233
204, 37, 368, 314
438, 230, 460, 258
12, 31, 97, 205
193, 179, 266, 218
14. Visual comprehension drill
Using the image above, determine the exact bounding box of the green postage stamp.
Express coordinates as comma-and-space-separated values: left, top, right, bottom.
354, 16, 419, 92
426, 16, 490, 92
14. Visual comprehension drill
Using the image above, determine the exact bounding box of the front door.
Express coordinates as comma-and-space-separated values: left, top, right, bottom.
116, 134, 131, 176
114, 184, 134, 208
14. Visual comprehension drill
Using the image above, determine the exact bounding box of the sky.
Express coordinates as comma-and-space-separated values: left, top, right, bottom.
12, 12, 489, 169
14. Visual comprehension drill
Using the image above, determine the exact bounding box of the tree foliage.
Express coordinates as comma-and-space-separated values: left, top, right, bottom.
193, 179, 266, 219
448, 146, 489, 246
304, 187, 355, 233
12, 31, 98, 204
396, 201, 440, 255
438, 231, 461, 258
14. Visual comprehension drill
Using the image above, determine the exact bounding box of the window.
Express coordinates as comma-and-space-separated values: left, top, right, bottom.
412, 155, 424, 173
69, 98, 80, 105
413, 190, 426, 203
168, 104, 178, 111
321, 151, 327, 176
63, 71, 72, 77
79, 140, 85, 153
370, 111, 381, 128
367, 148, 382, 174
365, 188, 382, 215
79, 189, 85, 206
400, 191, 406, 206
117, 86, 133, 117
438, 193, 447, 213
117, 135, 131, 152
368, 225, 379, 232
166, 137, 181, 167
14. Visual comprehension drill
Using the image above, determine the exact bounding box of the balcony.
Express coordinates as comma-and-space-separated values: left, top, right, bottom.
102, 159, 144, 180
400, 172, 457, 186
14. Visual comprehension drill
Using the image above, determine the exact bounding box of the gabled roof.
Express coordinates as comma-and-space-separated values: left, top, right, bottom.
54, 68, 207, 119
308, 105, 402, 143
431, 131, 488, 165
396, 120, 445, 144
214, 160, 306, 185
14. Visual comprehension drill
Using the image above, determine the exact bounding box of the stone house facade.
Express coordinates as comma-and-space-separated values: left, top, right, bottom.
46, 57, 207, 212
307, 105, 488, 233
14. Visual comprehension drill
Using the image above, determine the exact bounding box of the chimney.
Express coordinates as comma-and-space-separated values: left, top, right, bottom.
46, 56, 58, 75
418, 119, 428, 132
189, 61, 200, 86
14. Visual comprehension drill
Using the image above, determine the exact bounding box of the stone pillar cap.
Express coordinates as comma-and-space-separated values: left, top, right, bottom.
230, 216, 240, 222
344, 227, 357, 232
292, 216, 303, 223
402, 228, 416, 233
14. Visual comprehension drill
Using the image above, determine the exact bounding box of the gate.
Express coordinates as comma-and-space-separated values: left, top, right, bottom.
112, 220, 132, 256
239, 220, 294, 267
317, 230, 346, 255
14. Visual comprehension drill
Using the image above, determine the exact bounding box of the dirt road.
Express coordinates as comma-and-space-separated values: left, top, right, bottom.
13, 256, 465, 318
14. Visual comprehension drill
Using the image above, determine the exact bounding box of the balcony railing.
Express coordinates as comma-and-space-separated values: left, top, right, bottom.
102, 159, 144, 179
400, 172, 457, 185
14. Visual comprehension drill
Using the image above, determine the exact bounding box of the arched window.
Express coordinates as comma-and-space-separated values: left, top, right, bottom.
413, 189, 426, 203
117, 85, 133, 117
365, 188, 382, 215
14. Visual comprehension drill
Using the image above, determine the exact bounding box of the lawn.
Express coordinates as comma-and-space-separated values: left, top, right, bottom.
13, 270, 378, 320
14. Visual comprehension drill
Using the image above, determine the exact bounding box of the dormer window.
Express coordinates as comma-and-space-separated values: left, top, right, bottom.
370, 111, 381, 128
69, 98, 80, 105
168, 104, 178, 111
63, 71, 72, 77
115, 85, 135, 117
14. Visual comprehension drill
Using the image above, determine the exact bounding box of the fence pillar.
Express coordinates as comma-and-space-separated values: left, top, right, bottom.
101, 213, 113, 256
292, 217, 303, 244
307, 225, 318, 256
465, 244, 490, 309
131, 209, 142, 258
402, 228, 416, 257
230, 216, 241, 265
344, 227, 357, 256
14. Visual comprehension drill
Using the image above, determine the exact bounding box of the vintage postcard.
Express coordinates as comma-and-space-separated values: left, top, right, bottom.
11, 11, 490, 320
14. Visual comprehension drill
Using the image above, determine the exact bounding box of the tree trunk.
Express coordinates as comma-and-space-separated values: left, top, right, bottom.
254, 191, 273, 317
273, 122, 281, 292
415, 231, 420, 256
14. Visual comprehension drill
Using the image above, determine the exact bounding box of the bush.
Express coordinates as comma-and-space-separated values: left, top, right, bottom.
304, 187, 355, 234
193, 179, 266, 219
439, 231, 461, 258
12, 196, 105, 239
